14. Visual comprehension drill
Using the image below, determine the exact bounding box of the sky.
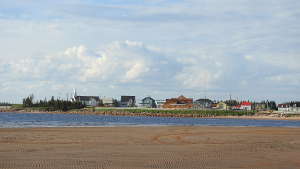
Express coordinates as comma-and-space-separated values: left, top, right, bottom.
0, 0, 300, 103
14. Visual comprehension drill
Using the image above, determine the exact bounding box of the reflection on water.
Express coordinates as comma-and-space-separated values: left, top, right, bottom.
0, 112, 300, 128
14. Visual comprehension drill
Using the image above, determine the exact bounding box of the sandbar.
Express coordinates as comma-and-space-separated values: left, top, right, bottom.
0, 126, 300, 169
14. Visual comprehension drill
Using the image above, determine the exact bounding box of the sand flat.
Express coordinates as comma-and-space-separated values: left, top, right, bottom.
0, 126, 300, 169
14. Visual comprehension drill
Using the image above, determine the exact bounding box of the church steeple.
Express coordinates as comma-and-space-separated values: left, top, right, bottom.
72, 88, 77, 101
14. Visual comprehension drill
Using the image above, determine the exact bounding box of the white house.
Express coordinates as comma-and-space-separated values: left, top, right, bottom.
278, 102, 300, 113
74, 96, 100, 106
240, 101, 252, 111
101, 98, 116, 107
72, 89, 100, 107
156, 100, 166, 108
290, 103, 300, 112
278, 104, 290, 112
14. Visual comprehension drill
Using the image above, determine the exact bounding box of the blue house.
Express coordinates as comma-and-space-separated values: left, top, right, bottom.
140, 97, 157, 108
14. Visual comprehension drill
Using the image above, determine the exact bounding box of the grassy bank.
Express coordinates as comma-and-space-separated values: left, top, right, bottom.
2, 105, 256, 117
92, 107, 256, 117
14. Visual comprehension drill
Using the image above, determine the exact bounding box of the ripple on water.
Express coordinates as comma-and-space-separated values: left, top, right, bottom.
0, 112, 300, 128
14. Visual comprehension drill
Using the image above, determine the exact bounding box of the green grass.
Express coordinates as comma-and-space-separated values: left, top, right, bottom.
9, 105, 256, 117
10, 104, 23, 110
94, 107, 255, 117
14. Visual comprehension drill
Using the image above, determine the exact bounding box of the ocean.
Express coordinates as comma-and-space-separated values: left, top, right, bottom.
1, 112, 300, 128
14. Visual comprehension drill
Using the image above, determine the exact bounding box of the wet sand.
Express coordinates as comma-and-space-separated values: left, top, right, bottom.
0, 126, 300, 169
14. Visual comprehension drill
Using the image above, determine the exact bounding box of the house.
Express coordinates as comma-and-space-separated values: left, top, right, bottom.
225, 100, 239, 110
101, 98, 117, 107
71, 89, 100, 107
231, 101, 252, 111
252, 102, 267, 111
140, 97, 157, 108
156, 100, 166, 108
216, 102, 227, 110
231, 105, 241, 110
163, 95, 193, 109
278, 102, 300, 113
194, 98, 213, 109
74, 96, 100, 107
289, 102, 300, 112
278, 103, 290, 112
120, 96, 136, 107
240, 101, 252, 111
211, 103, 218, 109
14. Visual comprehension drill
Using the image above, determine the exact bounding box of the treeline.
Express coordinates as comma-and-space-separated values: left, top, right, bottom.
0, 102, 12, 106
23, 95, 85, 111
225, 100, 277, 110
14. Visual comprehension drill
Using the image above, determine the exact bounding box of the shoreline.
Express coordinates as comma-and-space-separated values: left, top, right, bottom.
2, 109, 300, 121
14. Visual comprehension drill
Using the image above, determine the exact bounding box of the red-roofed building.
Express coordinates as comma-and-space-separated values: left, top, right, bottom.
231, 105, 241, 110
163, 95, 193, 109
240, 101, 252, 111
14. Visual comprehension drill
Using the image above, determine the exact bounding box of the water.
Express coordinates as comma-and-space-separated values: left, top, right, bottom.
1, 112, 300, 128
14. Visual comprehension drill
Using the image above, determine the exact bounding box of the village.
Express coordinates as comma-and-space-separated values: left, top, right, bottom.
1, 90, 300, 115
71, 90, 300, 114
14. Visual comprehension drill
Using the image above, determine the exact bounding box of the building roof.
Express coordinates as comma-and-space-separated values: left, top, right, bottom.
278, 104, 289, 108
75, 96, 100, 101
232, 105, 241, 109
241, 101, 251, 106
279, 102, 300, 108
290, 102, 300, 107
121, 96, 136, 102
195, 98, 213, 103
165, 95, 193, 105
177, 95, 192, 100
142, 97, 155, 102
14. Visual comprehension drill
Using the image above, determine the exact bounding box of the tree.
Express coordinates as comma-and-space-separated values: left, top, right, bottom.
23, 94, 34, 107
267, 101, 277, 110
22, 95, 85, 111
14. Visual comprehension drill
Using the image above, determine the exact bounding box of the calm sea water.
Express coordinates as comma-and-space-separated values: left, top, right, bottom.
1, 112, 300, 128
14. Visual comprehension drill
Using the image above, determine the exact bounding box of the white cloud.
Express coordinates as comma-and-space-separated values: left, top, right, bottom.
77, 41, 157, 82
2, 38, 299, 102
176, 68, 221, 89
1, 0, 300, 102
174, 51, 225, 89
3, 41, 178, 84
2, 40, 230, 92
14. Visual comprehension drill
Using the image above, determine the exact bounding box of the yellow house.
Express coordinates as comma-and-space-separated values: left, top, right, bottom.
217, 102, 227, 110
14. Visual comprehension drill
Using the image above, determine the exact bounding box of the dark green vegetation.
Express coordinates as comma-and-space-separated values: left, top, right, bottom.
94, 107, 256, 117
23, 95, 84, 111
0, 102, 12, 106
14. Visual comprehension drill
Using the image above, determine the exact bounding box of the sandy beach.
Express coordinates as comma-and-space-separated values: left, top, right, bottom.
0, 126, 300, 169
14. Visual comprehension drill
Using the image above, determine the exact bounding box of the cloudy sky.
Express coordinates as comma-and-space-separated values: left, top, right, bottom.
0, 0, 299, 103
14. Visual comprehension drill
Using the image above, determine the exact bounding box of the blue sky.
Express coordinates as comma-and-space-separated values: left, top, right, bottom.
0, 0, 300, 103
